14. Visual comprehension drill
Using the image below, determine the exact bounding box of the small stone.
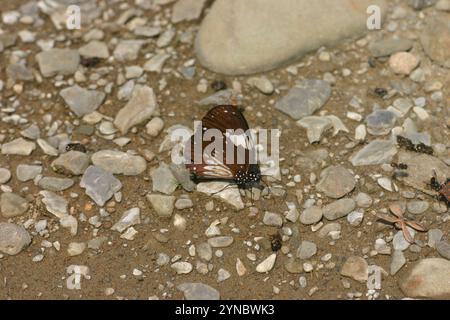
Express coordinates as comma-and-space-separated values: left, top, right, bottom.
366, 110, 397, 136
173, 214, 187, 231
285, 202, 299, 223
375, 239, 391, 255
146, 117, 164, 137
0, 223, 31, 255
296, 116, 332, 143
156, 29, 176, 48
2, 11, 20, 24
121, 227, 138, 240
87, 237, 107, 250
368, 38, 413, 57
436, 241, 450, 260
256, 253, 277, 273
175, 197, 193, 210
179, 66, 195, 80
169, 160, 197, 192
389, 52, 420, 75
37, 139, 59, 156
1, 138, 36, 156
172, 0, 207, 23
67, 242, 86, 256
318, 222, 341, 238
407, 201, 429, 215
51, 151, 90, 176
247, 77, 274, 95
391, 250, 406, 275
236, 258, 247, 276
396, 151, 450, 196
147, 194, 175, 218
114, 86, 157, 134
393, 229, 415, 251
104, 288, 115, 296
197, 242, 213, 261
377, 177, 394, 193
317, 165, 355, 199
275, 80, 331, 120
299, 276, 307, 288
151, 163, 178, 195
350, 139, 398, 166
171, 262, 193, 274
32, 254, 44, 262
393, 98, 413, 116
36, 48, 80, 77
125, 66, 143, 79
208, 236, 233, 248
297, 241, 317, 260
263, 212, 283, 227
217, 268, 231, 282
80, 166, 122, 206
323, 199, 356, 221
134, 26, 162, 37
355, 192, 373, 208
428, 229, 443, 248
7, 63, 34, 81
113, 40, 144, 61
300, 206, 323, 225
156, 253, 170, 266
197, 182, 244, 210
409, 68, 426, 83
92, 150, 147, 176
39, 191, 68, 219
177, 283, 220, 300
111, 208, 141, 233
16, 164, 42, 182
78, 41, 109, 59
37, 177, 74, 191
197, 89, 235, 106
284, 258, 303, 274
60, 215, 78, 236
60, 85, 105, 117
144, 53, 171, 73
408, 0, 437, 9
420, 17, 450, 68
340, 256, 368, 283
0, 168, 11, 184
347, 211, 364, 226
117, 80, 135, 101
132, 268, 143, 277
0, 193, 29, 218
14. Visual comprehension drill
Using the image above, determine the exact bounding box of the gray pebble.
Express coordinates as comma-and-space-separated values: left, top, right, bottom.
323, 198, 356, 221
300, 206, 323, 225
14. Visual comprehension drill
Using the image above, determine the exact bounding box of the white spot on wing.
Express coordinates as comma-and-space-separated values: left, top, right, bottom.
225, 132, 249, 149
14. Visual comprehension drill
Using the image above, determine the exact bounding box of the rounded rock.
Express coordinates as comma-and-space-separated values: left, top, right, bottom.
0, 168, 12, 184
323, 198, 356, 221
195, 0, 387, 75
300, 206, 323, 225
389, 52, 420, 75
316, 166, 355, 199
0, 222, 31, 255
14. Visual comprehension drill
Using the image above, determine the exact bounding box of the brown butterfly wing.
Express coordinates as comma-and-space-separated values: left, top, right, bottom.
185, 105, 256, 182
202, 105, 250, 132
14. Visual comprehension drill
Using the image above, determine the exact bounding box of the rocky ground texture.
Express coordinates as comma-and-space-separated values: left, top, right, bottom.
0, 0, 449, 300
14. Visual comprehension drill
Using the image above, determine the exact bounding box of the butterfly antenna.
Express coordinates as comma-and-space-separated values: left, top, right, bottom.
209, 183, 234, 196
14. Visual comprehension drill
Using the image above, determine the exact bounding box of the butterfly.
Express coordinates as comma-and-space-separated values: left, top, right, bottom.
185, 105, 262, 190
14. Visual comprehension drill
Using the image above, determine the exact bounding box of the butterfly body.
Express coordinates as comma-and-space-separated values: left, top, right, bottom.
185, 105, 262, 190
